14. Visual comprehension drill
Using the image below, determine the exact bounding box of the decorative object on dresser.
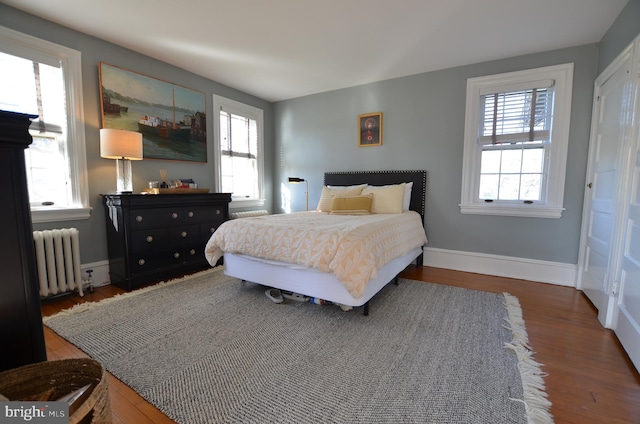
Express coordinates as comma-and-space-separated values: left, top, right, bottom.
0, 110, 47, 371
102, 193, 231, 291
99, 128, 143, 193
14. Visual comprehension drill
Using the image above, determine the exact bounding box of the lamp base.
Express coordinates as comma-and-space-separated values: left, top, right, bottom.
115, 158, 134, 193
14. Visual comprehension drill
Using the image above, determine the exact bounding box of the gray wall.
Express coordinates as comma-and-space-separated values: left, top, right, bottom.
598, 0, 640, 74
274, 0, 640, 267
0, 4, 275, 265
3, 1, 639, 269
274, 45, 598, 265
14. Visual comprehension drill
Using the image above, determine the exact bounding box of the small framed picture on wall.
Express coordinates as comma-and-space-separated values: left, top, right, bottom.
358, 112, 382, 147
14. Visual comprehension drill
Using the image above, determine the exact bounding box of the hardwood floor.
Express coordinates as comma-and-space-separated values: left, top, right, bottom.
401, 266, 640, 424
41, 266, 640, 424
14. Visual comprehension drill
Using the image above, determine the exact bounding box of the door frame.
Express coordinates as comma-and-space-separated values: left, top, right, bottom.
576, 42, 635, 329
613, 34, 640, 371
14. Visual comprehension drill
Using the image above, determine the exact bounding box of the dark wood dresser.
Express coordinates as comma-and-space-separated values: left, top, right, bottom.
0, 110, 47, 371
103, 193, 231, 290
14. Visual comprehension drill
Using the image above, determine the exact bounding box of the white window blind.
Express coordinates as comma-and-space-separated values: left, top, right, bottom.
220, 110, 258, 161
0, 51, 72, 206
0, 26, 90, 222
479, 85, 553, 146
214, 94, 264, 205
0, 52, 65, 134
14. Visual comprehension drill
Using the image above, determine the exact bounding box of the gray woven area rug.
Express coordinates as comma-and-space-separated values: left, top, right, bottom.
44, 267, 553, 424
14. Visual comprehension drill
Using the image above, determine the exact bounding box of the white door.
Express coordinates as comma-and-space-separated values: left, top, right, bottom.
578, 49, 631, 327
613, 40, 640, 371
615, 151, 640, 371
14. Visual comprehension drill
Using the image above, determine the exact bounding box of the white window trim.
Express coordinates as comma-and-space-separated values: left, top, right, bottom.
0, 25, 90, 223
212, 94, 265, 209
460, 63, 574, 219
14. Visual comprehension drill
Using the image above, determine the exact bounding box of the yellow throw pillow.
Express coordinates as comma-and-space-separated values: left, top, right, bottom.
329, 194, 374, 215
362, 183, 406, 214
316, 185, 366, 212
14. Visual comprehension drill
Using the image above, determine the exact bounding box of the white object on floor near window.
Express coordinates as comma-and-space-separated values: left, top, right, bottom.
0, 25, 90, 223
460, 63, 574, 218
213, 94, 264, 208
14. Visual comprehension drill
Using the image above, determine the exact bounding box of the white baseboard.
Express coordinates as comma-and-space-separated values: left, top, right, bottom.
422, 247, 576, 287
80, 260, 111, 288
85, 252, 576, 290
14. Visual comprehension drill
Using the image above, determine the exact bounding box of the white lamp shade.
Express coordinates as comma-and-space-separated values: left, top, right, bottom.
100, 128, 143, 160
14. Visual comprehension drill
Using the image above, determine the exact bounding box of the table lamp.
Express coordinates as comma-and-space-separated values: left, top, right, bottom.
100, 129, 143, 193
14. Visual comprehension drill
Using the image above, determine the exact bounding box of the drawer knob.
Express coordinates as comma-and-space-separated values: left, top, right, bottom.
174, 252, 180, 259
181, 231, 187, 237
189, 249, 196, 255
146, 235, 153, 242
188, 211, 194, 217
171, 212, 178, 219
215, 210, 221, 215
136, 215, 143, 222
138, 258, 146, 266
210, 226, 216, 233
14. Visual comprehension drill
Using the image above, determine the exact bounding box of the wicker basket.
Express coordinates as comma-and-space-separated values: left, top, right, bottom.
0, 358, 111, 424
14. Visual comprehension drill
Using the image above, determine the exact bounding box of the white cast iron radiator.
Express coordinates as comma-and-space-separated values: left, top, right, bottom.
33, 228, 84, 298
230, 210, 269, 219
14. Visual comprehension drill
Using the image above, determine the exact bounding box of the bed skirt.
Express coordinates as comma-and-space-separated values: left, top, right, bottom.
223, 246, 423, 307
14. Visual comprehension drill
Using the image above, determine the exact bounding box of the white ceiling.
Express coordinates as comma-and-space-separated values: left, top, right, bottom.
2, 0, 629, 102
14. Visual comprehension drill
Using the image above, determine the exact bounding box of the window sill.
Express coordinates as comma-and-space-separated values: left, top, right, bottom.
31, 206, 92, 223
459, 203, 564, 219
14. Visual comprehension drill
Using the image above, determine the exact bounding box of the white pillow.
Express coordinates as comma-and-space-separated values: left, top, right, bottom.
362, 183, 406, 214
316, 184, 367, 212
327, 184, 367, 190
403, 181, 413, 211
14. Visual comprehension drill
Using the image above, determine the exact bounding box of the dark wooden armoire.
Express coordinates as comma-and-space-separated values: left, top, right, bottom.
0, 110, 46, 372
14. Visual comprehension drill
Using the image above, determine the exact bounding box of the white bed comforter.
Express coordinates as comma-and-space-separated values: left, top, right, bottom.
205, 211, 427, 298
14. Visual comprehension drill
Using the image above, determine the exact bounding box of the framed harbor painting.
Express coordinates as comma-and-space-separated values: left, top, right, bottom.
99, 62, 207, 162
358, 112, 382, 147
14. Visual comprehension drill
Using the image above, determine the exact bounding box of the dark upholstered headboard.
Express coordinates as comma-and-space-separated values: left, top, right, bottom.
324, 170, 426, 223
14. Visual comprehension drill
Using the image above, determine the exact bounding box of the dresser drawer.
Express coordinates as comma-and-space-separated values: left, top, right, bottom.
168, 224, 200, 243
184, 205, 226, 224
130, 250, 183, 273
201, 222, 223, 243
131, 228, 169, 253
130, 207, 183, 229
183, 242, 204, 263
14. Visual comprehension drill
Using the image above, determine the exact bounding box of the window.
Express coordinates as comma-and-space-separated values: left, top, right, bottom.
460, 64, 573, 218
0, 26, 90, 223
213, 95, 264, 207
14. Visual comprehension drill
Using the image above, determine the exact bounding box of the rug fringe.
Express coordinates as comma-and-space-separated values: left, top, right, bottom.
502, 293, 554, 424
43, 267, 222, 324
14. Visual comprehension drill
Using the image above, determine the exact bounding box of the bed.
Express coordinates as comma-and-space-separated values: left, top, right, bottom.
205, 170, 427, 314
